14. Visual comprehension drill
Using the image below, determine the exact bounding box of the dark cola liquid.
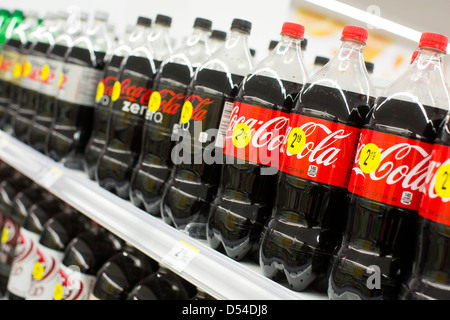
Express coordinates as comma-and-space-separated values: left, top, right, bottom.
160, 68, 243, 239
96, 55, 156, 199
0, 38, 25, 131
28, 44, 68, 153
12, 41, 51, 143
91, 247, 158, 300
260, 84, 374, 292
46, 46, 106, 170
207, 75, 302, 262
400, 117, 450, 300
328, 97, 448, 300
130, 61, 192, 215
84, 55, 124, 181
127, 267, 197, 300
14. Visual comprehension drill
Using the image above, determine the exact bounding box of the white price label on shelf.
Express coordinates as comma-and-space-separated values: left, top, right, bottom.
161, 240, 200, 273
38, 167, 63, 189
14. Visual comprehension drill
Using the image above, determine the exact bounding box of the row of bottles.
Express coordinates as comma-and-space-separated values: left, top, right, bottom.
0, 6, 448, 301
0, 161, 212, 300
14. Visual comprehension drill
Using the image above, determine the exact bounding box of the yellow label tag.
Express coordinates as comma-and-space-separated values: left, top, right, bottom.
13, 63, 22, 79
148, 91, 161, 113
180, 101, 193, 124
96, 81, 105, 102
58, 72, 64, 88
287, 127, 306, 155
33, 261, 45, 280
435, 164, 450, 198
0, 55, 3, 67
232, 123, 251, 149
41, 64, 50, 81
54, 283, 63, 300
1, 227, 8, 243
359, 143, 381, 174
22, 61, 32, 77
111, 81, 121, 102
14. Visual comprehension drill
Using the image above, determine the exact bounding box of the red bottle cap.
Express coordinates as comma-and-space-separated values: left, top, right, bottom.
410, 50, 419, 64
281, 22, 305, 39
419, 33, 448, 53
341, 26, 368, 44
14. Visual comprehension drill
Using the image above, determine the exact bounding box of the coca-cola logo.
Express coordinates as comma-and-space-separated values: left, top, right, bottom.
102, 75, 118, 96
0, 58, 13, 72
421, 156, 450, 202
353, 142, 431, 193
187, 94, 213, 121
117, 78, 153, 105
157, 89, 185, 115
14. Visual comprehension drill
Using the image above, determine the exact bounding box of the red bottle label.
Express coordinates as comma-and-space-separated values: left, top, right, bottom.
279, 113, 360, 188
348, 129, 433, 210
223, 102, 290, 168
418, 143, 450, 226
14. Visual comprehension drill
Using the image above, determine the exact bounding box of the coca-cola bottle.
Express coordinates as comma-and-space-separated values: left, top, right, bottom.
25, 209, 89, 300
207, 22, 308, 261
129, 17, 212, 215
328, 33, 449, 300
28, 11, 89, 153
400, 114, 450, 300
126, 265, 197, 300
12, 12, 67, 142
260, 26, 376, 292
90, 246, 158, 300
0, 180, 42, 297
208, 29, 226, 54
160, 18, 253, 239
96, 16, 172, 199
6, 193, 69, 300
0, 11, 39, 132
46, 10, 113, 170
52, 226, 124, 300
83, 16, 152, 181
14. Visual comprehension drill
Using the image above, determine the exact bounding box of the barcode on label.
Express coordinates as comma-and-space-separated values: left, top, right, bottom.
215, 101, 235, 148
401, 191, 413, 205
308, 165, 318, 178
161, 240, 200, 273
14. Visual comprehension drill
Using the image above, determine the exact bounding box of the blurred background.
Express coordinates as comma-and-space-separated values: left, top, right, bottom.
2, 0, 449, 90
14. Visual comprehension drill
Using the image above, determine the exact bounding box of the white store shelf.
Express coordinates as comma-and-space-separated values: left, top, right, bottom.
0, 130, 327, 301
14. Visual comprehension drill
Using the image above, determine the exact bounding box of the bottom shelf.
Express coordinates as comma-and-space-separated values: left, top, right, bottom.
0, 130, 328, 300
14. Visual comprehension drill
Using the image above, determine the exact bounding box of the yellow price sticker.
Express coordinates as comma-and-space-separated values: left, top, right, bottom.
180, 101, 193, 124
41, 64, 50, 81
58, 72, 64, 88
111, 81, 121, 102
435, 164, 450, 198
13, 63, 22, 79
33, 262, 45, 280
0, 55, 3, 67
359, 143, 381, 174
22, 61, 32, 77
148, 91, 161, 113
96, 81, 105, 101
232, 123, 251, 149
287, 128, 306, 155
1, 227, 8, 243
54, 283, 64, 300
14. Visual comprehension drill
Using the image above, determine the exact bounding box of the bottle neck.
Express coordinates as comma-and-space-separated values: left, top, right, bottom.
224, 29, 249, 50
186, 27, 210, 47
412, 47, 446, 72
147, 24, 172, 61
336, 39, 366, 68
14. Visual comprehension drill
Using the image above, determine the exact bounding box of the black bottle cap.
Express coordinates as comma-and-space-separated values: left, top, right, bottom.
210, 30, 227, 41
137, 16, 152, 28
250, 48, 256, 57
314, 56, 330, 66
301, 38, 308, 51
365, 61, 374, 74
269, 40, 278, 50
194, 17, 212, 31
231, 18, 252, 35
155, 14, 172, 27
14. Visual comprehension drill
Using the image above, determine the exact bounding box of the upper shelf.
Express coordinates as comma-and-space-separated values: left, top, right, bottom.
0, 130, 327, 300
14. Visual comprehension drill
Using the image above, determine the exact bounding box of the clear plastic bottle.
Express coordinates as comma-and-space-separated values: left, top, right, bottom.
328, 32, 449, 300
129, 17, 212, 216
83, 16, 152, 181
148, 14, 173, 67
208, 29, 227, 54
160, 18, 253, 239
46, 10, 113, 170
28, 11, 89, 153
207, 22, 308, 262
260, 26, 376, 292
